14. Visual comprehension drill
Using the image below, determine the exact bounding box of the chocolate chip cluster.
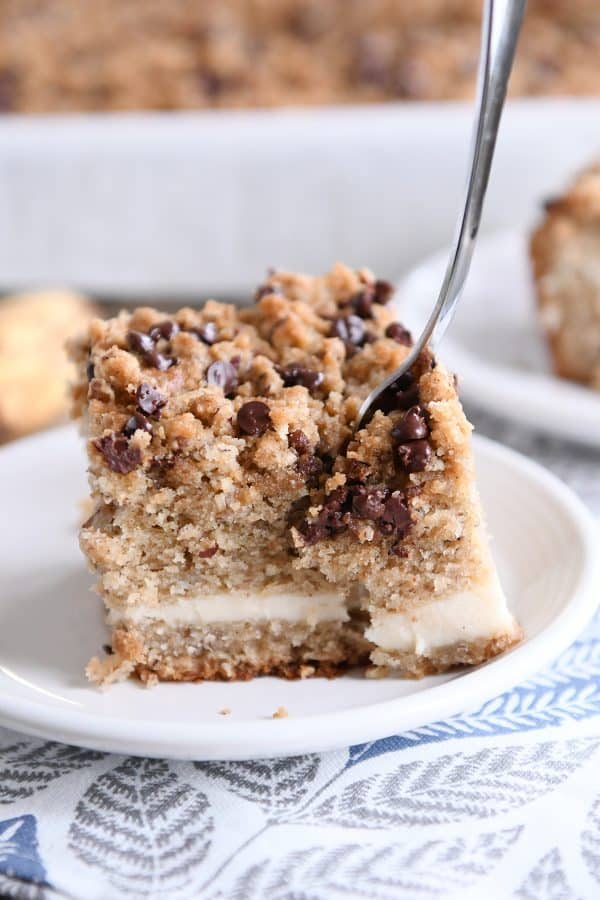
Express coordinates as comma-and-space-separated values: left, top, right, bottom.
327, 277, 406, 355
299, 482, 411, 550
392, 404, 432, 474
93, 382, 167, 474
126, 316, 222, 372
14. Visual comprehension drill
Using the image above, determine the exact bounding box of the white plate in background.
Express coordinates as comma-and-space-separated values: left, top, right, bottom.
395, 229, 600, 447
0, 426, 597, 760
0, 99, 598, 298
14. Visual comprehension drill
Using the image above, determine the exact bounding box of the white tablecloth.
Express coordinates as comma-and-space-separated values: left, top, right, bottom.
1, 408, 598, 900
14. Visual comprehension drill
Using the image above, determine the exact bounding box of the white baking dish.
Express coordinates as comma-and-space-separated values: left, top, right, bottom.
0, 98, 597, 300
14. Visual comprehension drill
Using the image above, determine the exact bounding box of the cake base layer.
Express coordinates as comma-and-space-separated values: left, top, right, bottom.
371, 628, 523, 679
86, 618, 372, 686
86, 610, 522, 686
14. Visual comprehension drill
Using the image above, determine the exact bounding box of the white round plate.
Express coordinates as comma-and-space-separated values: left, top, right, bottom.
395, 229, 600, 447
0, 426, 597, 761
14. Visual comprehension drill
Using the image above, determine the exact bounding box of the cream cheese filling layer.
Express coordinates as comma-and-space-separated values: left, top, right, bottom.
365, 578, 517, 654
108, 588, 349, 628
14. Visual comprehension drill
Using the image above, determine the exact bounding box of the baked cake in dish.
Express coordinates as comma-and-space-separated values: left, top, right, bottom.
0, 0, 598, 112
70, 264, 521, 686
531, 163, 600, 390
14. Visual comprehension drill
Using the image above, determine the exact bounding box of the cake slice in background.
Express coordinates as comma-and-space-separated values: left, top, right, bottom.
530, 163, 600, 390
70, 264, 521, 686
0, 289, 95, 443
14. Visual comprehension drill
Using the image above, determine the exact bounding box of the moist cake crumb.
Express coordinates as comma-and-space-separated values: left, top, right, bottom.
71, 262, 521, 686
272, 706, 289, 719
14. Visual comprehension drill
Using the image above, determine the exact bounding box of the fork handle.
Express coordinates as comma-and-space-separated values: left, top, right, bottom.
425, 0, 527, 355
356, 0, 526, 428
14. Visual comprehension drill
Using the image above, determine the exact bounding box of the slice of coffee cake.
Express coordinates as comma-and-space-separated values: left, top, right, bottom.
531, 162, 600, 389
71, 264, 520, 685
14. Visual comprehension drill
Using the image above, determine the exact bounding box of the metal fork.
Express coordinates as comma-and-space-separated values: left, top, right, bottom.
356, 0, 526, 429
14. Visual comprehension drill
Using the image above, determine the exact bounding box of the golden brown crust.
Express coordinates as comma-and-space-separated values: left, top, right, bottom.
87, 619, 371, 685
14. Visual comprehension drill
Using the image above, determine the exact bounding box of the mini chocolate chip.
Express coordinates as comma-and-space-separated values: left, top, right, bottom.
330, 315, 365, 346
374, 280, 395, 304
352, 486, 388, 521
102, 644, 114, 655
206, 360, 238, 395
389, 543, 409, 557
86, 361, 95, 381
395, 382, 420, 410
279, 364, 324, 393
127, 330, 155, 355
345, 458, 370, 482
136, 383, 166, 417
385, 322, 412, 345
299, 522, 327, 545
288, 429, 311, 454
381, 492, 411, 533
94, 433, 142, 474
199, 545, 219, 558
237, 400, 271, 436
396, 439, 432, 473
122, 413, 152, 437
296, 454, 324, 482
255, 282, 284, 300
322, 485, 349, 515
193, 321, 219, 345
352, 290, 374, 319
391, 406, 429, 442
149, 320, 179, 341
144, 349, 176, 371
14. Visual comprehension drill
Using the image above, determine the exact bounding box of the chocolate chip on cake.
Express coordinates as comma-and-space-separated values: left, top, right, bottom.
352, 486, 388, 520
149, 320, 179, 341
255, 282, 284, 300
206, 360, 238, 395
381, 492, 411, 534
296, 454, 324, 482
136, 383, 167, 417
352, 290, 374, 319
122, 413, 152, 437
237, 400, 271, 436
396, 439, 432, 473
145, 349, 177, 371
288, 429, 311, 454
86, 361, 95, 381
385, 322, 412, 345
192, 322, 219, 345
199, 545, 219, 558
127, 330, 155, 355
330, 315, 365, 346
94, 433, 142, 474
279, 364, 324, 393
391, 406, 429, 442
374, 280, 395, 304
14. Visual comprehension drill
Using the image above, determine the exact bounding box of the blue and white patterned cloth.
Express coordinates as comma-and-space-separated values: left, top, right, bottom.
1, 410, 599, 900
